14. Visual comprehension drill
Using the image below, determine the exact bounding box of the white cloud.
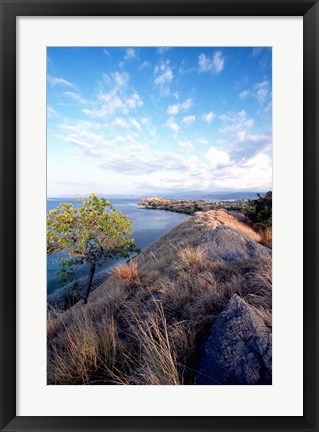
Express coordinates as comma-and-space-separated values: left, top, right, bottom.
218, 110, 271, 161
219, 110, 251, 134
83, 89, 143, 118
237, 81, 271, 106
59, 122, 109, 151
255, 81, 269, 105
57, 118, 271, 194
252, 47, 264, 57
178, 140, 193, 152
264, 101, 272, 113
138, 60, 151, 70
202, 112, 216, 124
211, 152, 272, 191
180, 98, 192, 110
198, 54, 211, 72
167, 98, 192, 116
239, 89, 250, 98
47, 106, 59, 118
130, 118, 141, 130
64, 91, 86, 104
198, 137, 209, 145
182, 115, 196, 125
113, 117, 127, 128
165, 118, 179, 134
198, 51, 225, 74
125, 92, 143, 110
206, 146, 230, 168
113, 71, 129, 87
212, 51, 225, 74
154, 60, 173, 95
167, 104, 179, 115
48, 75, 75, 88
124, 48, 136, 60
157, 47, 170, 54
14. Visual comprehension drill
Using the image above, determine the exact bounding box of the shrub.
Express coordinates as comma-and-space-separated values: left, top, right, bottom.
244, 191, 272, 231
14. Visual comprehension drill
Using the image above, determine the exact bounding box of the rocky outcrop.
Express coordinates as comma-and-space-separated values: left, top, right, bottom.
196, 294, 272, 385
201, 225, 271, 264
138, 197, 247, 215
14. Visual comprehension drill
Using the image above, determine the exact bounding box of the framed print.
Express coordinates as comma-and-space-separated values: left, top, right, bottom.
0, 0, 318, 431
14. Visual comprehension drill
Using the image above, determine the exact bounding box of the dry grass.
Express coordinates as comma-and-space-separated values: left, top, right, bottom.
48, 209, 272, 385
112, 261, 140, 283
176, 245, 206, 271
260, 228, 272, 249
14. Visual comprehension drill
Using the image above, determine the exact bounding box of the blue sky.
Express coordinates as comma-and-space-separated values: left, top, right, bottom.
47, 47, 272, 197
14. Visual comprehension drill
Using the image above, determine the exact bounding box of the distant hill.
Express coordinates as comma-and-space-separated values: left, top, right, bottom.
166, 191, 268, 201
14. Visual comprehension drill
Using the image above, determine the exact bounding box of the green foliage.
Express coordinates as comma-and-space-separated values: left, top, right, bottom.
193, 203, 202, 212
47, 193, 137, 298
244, 191, 272, 230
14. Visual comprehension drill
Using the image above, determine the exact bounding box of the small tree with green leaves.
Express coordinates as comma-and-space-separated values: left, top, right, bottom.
47, 193, 137, 304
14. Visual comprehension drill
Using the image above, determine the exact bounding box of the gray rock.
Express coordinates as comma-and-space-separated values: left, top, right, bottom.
201, 225, 271, 264
195, 294, 272, 385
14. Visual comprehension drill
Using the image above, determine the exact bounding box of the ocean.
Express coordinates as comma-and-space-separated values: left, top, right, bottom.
47, 197, 190, 295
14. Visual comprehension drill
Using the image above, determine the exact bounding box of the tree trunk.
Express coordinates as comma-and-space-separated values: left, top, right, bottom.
81, 262, 96, 304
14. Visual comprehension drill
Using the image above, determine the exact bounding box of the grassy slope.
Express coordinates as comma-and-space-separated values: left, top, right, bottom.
47, 210, 272, 385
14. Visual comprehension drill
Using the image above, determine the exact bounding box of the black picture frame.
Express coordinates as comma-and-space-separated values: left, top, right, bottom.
1, 0, 318, 431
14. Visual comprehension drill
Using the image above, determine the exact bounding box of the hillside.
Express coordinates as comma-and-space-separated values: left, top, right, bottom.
48, 210, 272, 385
138, 196, 248, 215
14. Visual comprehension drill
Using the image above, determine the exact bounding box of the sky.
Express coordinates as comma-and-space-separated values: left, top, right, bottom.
47, 47, 272, 197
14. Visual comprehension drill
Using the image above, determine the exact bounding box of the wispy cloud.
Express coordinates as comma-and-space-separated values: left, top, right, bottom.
157, 47, 170, 54
114, 71, 129, 87
47, 106, 59, 118
124, 48, 136, 61
202, 112, 216, 124
81, 71, 142, 118
64, 91, 86, 104
138, 60, 151, 70
154, 59, 173, 95
239, 89, 250, 98
48, 75, 75, 88
254, 81, 270, 105
130, 118, 141, 130
82, 90, 143, 118
198, 51, 225, 74
252, 47, 265, 57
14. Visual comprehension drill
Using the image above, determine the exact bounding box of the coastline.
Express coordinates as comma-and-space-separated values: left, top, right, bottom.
138, 196, 248, 215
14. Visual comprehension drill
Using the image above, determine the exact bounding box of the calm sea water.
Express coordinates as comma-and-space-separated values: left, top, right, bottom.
47, 198, 190, 295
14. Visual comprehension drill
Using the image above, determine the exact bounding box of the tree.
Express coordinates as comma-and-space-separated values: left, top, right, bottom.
47, 193, 137, 304
244, 191, 272, 230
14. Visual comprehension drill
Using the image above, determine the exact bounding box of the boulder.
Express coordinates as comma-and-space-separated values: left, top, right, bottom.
195, 294, 272, 385
201, 225, 271, 264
